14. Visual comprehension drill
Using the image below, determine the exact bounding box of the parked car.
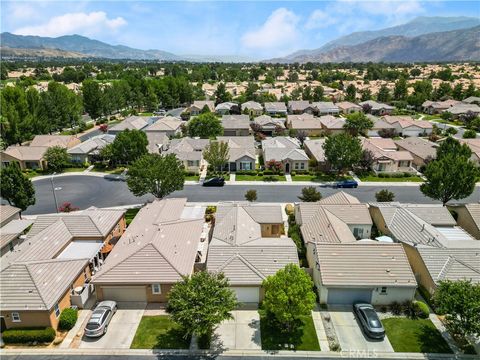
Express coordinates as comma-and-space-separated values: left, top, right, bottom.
84, 301, 117, 338
154, 109, 167, 116
202, 177, 225, 187
353, 303, 385, 339
104, 169, 128, 182
333, 179, 358, 188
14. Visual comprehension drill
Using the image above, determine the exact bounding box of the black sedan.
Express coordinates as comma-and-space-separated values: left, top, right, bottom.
353, 303, 385, 339
333, 179, 358, 188
202, 177, 225, 187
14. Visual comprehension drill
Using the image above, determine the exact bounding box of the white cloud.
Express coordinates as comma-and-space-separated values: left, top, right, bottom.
339, 0, 425, 24
13, 11, 127, 37
241, 8, 300, 50
305, 10, 338, 29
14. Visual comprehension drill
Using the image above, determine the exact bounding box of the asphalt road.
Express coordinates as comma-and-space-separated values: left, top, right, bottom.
23, 175, 480, 215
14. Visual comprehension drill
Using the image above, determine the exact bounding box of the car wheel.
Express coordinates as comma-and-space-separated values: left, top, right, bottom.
103, 325, 108, 335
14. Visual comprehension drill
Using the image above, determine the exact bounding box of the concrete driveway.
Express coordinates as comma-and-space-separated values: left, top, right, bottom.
328, 306, 393, 353
214, 310, 261, 350
78, 302, 146, 349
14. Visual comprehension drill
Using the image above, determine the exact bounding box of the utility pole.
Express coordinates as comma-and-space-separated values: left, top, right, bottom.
50, 172, 59, 213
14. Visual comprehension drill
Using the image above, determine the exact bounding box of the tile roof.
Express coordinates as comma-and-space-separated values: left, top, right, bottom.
289, 101, 313, 111
144, 116, 182, 132
359, 100, 395, 111
253, 115, 285, 128
394, 137, 438, 160
287, 114, 322, 130
216, 136, 256, 162
465, 204, 480, 233
1, 205, 21, 223
316, 243, 417, 287
319, 115, 346, 130
241, 101, 263, 110
146, 132, 169, 154
383, 116, 432, 129
2, 146, 48, 161
264, 102, 287, 112
0, 219, 33, 249
67, 134, 115, 155
313, 102, 339, 112
109, 116, 149, 132
362, 138, 413, 162
304, 139, 326, 162
165, 137, 209, 161
319, 191, 361, 205
336, 101, 362, 111
30, 135, 78, 148
221, 115, 250, 130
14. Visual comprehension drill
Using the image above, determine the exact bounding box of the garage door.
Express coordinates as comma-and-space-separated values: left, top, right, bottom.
101, 286, 147, 302
327, 288, 372, 305
231, 287, 260, 303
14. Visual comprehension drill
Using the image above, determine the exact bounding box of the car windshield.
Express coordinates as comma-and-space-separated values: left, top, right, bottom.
86, 322, 99, 330
364, 308, 382, 328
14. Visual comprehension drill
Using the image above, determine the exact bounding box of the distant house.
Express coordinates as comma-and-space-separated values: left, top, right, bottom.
422, 99, 461, 114
394, 137, 438, 170
30, 135, 81, 149
0, 205, 31, 257
216, 136, 256, 171
207, 203, 298, 303
144, 116, 183, 137
253, 115, 285, 135
221, 115, 250, 136
165, 137, 209, 172
359, 100, 394, 116
303, 139, 327, 170
264, 102, 287, 116
215, 102, 239, 115
262, 137, 309, 174
146, 132, 169, 155
367, 118, 396, 137
189, 100, 215, 115
313, 101, 340, 116
68, 134, 115, 164
362, 138, 414, 173
336, 101, 362, 114
462, 96, 480, 105
445, 103, 480, 118
319, 115, 346, 135
288, 101, 315, 114
440, 138, 480, 165
383, 115, 433, 137
241, 101, 263, 116
108, 116, 151, 135
286, 114, 322, 136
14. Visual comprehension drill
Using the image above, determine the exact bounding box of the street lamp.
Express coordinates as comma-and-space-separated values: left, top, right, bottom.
50, 172, 59, 213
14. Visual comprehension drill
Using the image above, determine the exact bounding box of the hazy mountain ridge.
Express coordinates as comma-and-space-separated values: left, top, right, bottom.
0, 46, 88, 59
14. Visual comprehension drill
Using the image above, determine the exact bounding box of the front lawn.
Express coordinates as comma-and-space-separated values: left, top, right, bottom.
259, 310, 320, 351
235, 174, 286, 182
130, 316, 191, 349
358, 175, 423, 182
382, 318, 452, 353
91, 165, 126, 174
184, 174, 200, 181
61, 167, 86, 173
292, 174, 352, 182
125, 208, 140, 226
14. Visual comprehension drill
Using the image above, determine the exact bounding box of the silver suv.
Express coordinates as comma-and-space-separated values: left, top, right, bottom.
84, 301, 117, 338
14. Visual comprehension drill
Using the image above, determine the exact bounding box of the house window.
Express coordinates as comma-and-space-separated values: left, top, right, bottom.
240, 162, 252, 170
380, 287, 387, 294
2, 162, 10, 167
187, 160, 199, 167
399, 161, 410, 168
152, 284, 161, 294
11, 312, 21, 322
353, 227, 364, 239
300, 162, 305, 170
54, 303, 61, 318
294, 163, 299, 170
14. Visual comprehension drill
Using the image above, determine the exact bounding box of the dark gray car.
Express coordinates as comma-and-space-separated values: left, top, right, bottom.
353, 303, 385, 339
84, 301, 117, 338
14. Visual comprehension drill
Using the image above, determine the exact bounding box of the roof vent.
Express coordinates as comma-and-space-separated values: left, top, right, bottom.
386, 268, 391, 273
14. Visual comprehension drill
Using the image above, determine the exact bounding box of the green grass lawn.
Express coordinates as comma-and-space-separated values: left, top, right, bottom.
184, 175, 200, 181
383, 318, 452, 353
138, 112, 154, 116
130, 316, 191, 349
125, 208, 140, 226
235, 174, 286, 182
259, 311, 320, 351
91, 166, 126, 174
291, 174, 352, 182
358, 175, 424, 182
62, 167, 86, 173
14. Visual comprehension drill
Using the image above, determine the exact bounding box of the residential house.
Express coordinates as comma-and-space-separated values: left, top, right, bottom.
241, 101, 263, 116
216, 136, 256, 171
462, 96, 480, 105
253, 115, 285, 135
367, 117, 397, 137
314, 242, 417, 305
207, 203, 298, 303
362, 138, 414, 173
336, 101, 362, 114
144, 116, 183, 137
445, 103, 480, 118
189, 101, 215, 115
303, 139, 327, 170
359, 100, 395, 116
215, 102, 239, 115
394, 137, 438, 170
287, 114, 323, 136
68, 134, 115, 164
0, 208, 126, 329
221, 115, 250, 136
146, 132, 169, 155
422, 99, 461, 114
447, 204, 480, 240
0, 205, 32, 257
165, 137, 209, 172
383, 116, 433, 137
107, 116, 150, 135
319, 115, 346, 135
1, 146, 49, 170
264, 102, 287, 116
288, 101, 315, 115
313, 101, 340, 116
262, 137, 309, 174
439, 138, 480, 165
0, 205, 20, 227
92, 198, 207, 303
30, 135, 81, 149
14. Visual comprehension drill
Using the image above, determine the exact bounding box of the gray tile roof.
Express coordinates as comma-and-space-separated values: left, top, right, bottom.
144, 116, 182, 132
242, 101, 263, 111
253, 115, 285, 128
300, 207, 357, 244
216, 136, 256, 162
304, 139, 326, 162
165, 137, 209, 161
221, 115, 250, 130
319, 192, 361, 205
264, 102, 287, 112
67, 134, 115, 155
465, 204, 480, 233
316, 242, 417, 287
394, 137, 438, 160
1, 205, 20, 223
108, 116, 149, 132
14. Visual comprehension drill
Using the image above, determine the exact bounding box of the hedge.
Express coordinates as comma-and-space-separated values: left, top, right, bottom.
58, 308, 78, 330
2, 327, 56, 344
413, 300, 430, 319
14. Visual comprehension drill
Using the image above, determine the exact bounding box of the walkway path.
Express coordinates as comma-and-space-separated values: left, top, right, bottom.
285, 174, 292, 182
311, 309, 330, 351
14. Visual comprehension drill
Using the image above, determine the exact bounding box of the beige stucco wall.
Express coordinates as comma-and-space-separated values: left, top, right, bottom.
260, 223, 284, 237
450, 206, 480, 240
402, 243, 437, 295
369, 207, 390, 235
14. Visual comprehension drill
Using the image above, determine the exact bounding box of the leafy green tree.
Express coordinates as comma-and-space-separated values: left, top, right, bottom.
262, 264, 316, 331
377, 85, 391, 103
214, 82, 231, 105
344, 111, 374, 136
127, 153, 184, 198
44, 146, 70, 172
452, 83, 464, 100
360, 89, 372, 101
167, 271, 238, 340
434, 280, 480, 341
345, 84, 356, 102
323, 133, 362, 174
375, 189, 395, 202
82, 80, 103, 120
420, 138, 477, 205
393, 77, 408, 101
108, 129, 148, 165
245, 189, 257, 202
410, 68, 421, 77
298, 186, 322, 202
313, 86, 324, 102
203, 141, 229, 173
187, 113, 223, 138
0, 163, 35, 211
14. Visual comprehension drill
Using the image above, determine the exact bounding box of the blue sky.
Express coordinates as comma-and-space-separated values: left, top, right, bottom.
2, 1, 479, 59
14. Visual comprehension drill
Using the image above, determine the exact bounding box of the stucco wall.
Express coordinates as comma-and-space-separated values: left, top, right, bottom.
402, 243, 437, 295
451, 206, 480, 240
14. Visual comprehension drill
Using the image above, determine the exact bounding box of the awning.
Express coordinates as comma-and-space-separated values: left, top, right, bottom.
57, 240, 104, 260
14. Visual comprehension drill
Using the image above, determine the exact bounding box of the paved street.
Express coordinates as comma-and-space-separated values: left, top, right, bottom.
24, 175, 480, 215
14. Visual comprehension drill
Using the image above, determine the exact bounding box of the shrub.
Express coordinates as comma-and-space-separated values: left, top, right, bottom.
263, 169, 274, 175
285, 204, 294, 216
58, 308, 78, 330
413, 301, 430, 319
205, 206, 217, 214
463, 129, 477, 139
390, 301, 402, 315
263, 175, 278, 182
290, 171, 296, 176
2, 327, 56, 344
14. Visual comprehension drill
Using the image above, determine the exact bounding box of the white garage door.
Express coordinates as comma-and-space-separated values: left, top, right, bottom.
232, 287, 260, 303
101, 286, 147, 302
327, 288, 372, 305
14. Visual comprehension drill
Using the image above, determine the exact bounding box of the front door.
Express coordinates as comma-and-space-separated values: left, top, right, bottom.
285, 163, 290, 174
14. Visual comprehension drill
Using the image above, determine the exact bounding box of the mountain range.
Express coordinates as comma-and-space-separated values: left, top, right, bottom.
1, 16, 479, 63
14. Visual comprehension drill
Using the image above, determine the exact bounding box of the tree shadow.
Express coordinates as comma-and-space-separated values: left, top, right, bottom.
416, 323, 453, 354
260, 312, 305, 351
153, 327, 191, 349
